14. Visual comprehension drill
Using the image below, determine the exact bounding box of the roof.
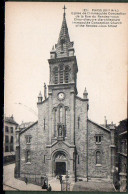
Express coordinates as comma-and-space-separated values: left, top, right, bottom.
116, 118, 127, 134
20, 121, 38, 134
50, 8, 74, 59
4, 116, 18, 126
88, 119, 110, 133
37, 97, 49, 105
119, 130, 127, 136
19, 122, 34, 129
76, 95, 88, 101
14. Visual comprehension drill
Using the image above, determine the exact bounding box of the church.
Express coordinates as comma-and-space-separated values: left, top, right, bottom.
15, 6, 116, 183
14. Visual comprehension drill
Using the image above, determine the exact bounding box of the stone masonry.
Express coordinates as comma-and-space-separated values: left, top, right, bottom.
15, 7, 116, 184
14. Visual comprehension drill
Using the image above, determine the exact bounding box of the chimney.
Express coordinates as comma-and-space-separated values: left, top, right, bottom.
11, 114, 14, 120
83, 87, 88, 100
44, 83, 47, 100
104, 116, 107, 128
38, 91, 43, 103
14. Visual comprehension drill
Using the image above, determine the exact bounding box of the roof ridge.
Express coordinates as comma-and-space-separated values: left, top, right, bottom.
88, 118, 110, 133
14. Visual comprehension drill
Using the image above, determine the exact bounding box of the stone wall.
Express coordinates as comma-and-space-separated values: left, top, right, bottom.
75, 97, 88, 179
88, 120, 111, 179
20, 99, 49, 177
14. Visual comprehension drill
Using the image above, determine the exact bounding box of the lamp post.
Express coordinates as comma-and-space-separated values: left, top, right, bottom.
65, 171, 69, 191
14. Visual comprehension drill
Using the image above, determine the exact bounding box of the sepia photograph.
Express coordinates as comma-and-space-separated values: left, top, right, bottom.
4, 2, 127, 192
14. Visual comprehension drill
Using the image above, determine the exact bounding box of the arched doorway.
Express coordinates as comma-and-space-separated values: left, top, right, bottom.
56, 162, 66, 175
53, 151, 67, 176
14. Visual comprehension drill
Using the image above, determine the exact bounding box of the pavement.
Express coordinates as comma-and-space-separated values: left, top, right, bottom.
72, 180, 115, 192
3, 163, 45, 191
48, 177, 61, 191
3, 163, 115, 192
3, 163, 62, 191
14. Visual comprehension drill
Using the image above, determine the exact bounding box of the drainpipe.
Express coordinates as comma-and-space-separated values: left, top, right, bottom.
83, 88, 89, 181
86, 113, 88, 182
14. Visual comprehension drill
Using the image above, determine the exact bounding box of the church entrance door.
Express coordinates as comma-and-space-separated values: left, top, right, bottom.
56, 162, 66, 175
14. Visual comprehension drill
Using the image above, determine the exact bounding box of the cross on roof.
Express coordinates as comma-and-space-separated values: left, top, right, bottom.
63, 5, 67, 14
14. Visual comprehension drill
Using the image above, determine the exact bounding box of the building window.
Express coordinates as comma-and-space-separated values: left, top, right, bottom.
10, 145, 14, 152
5, 135, 9, 143
26, 136, 31, 144
96, 151, 101, 165
65, 66, 69, 83
121, 140, 127, 154
60, 38, 65, 51
10, 136, 13, 143
44, 118, 45, 130
59, 106, 63, 123
78, 117, 80, 129
95, 135, 102, 144
54, 67, 58, 84
5, 146, 9, 152
26, 150, 31, 163
60, 64, 64, 83
11, 127, 13, 133
5, 126, 9, 133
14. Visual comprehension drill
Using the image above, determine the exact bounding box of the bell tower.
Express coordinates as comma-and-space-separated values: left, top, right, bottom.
48, 6, 78, 94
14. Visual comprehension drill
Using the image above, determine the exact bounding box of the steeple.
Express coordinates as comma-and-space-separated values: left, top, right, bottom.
50, 6, 75, 59
48, 6, 78, 94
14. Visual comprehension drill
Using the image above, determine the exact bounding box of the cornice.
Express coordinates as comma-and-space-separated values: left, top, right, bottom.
48, 56, 76, 64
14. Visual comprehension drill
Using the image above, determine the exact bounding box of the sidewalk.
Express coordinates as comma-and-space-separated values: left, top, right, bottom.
49, 177, 61, 191
3, 163, 46, 191
3, 163, 61, 191
72, 180, 115, 192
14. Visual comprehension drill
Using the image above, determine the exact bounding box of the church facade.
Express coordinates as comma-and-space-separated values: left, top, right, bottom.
15, 8, 116, 183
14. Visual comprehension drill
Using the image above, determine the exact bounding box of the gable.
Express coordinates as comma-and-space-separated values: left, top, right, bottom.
88, 119, 110, 133
20, 121, 38, 135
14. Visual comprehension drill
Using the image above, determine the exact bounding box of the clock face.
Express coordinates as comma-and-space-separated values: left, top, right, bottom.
58, 92, 65, 100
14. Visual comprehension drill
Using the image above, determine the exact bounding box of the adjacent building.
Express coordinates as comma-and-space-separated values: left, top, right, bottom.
4, 115, 18, 153
116, 119, 127, 192
4, 115, 18, 164
15, 8, 116, 184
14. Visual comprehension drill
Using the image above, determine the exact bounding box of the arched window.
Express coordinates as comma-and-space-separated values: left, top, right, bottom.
65, 109, 67, 136
96, 151, 101, 165
54, 67, 58, 84
54, 109, 57, 137
65, 66, 69, 83
26, 150, 31, 163
60, 64, 64, 83
59, 106, 63, 123
10, 136, 13, 143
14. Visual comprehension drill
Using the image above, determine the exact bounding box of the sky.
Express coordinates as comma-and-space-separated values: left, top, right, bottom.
5, 2, 127, 125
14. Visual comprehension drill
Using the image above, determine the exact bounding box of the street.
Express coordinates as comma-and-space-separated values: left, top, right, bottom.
3, 163, 63, 191
3, 163, 46, 191
72, 180, 115, 192
3, 163, 115, 192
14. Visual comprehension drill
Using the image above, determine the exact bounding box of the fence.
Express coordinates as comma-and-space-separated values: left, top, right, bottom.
4, 154, 15, 165
61, 180, 70, 191
19, 173, 48, 186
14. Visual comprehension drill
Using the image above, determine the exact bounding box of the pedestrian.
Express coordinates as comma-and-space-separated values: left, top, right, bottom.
25, 177, 28, 184
42, 180, 48, 189
59, 175, 62, 184
47, 184, 52, 191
